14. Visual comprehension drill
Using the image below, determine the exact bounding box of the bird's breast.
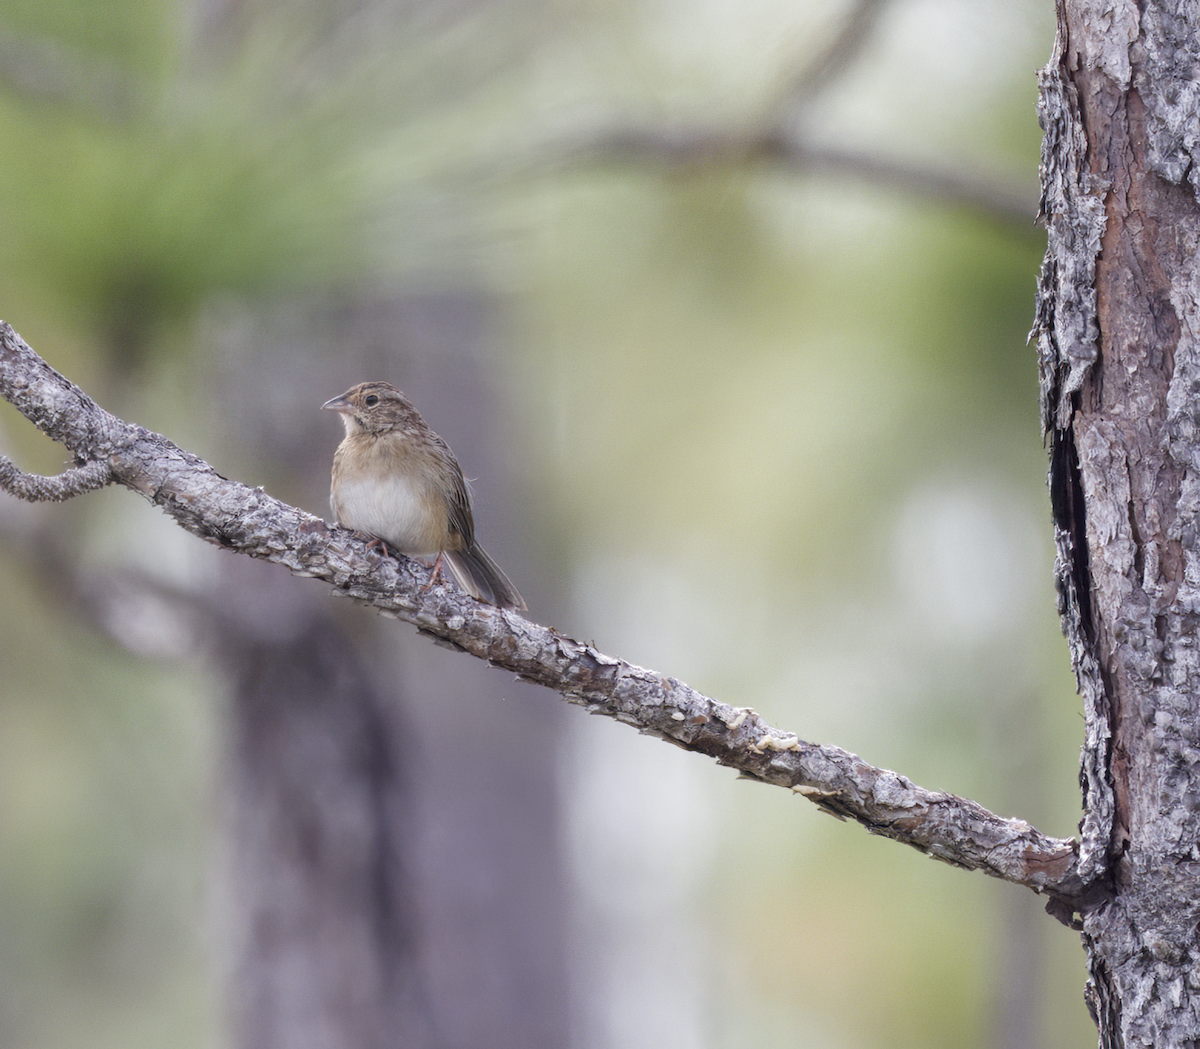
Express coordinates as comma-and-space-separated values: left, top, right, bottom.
332, 468, 447, 555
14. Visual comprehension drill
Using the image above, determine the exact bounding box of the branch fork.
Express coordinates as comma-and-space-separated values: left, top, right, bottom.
0, 455, 113, 502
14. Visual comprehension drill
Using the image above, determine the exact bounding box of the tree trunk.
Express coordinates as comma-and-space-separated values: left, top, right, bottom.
1035, 1, 1200, 1043
223, 567, 433, 1049
212, 294, 571, 1049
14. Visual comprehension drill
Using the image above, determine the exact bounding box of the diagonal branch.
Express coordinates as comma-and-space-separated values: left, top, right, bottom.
0, 320, 1084, 907
780, 0, 892, 109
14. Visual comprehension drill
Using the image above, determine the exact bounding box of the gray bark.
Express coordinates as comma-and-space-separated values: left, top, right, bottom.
1033, 0, 1200, 1043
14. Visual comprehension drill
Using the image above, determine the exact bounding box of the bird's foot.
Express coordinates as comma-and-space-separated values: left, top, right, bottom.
357, 534, 393, 558
418, 552, 449, 595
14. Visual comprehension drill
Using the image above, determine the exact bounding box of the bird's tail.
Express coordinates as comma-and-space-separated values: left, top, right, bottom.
445, 543, 526, 610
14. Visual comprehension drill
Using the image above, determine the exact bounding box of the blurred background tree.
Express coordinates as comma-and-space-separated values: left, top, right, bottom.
0, 0, 1097, 1047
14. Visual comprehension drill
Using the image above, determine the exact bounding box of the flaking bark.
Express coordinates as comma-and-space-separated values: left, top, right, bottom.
1034, 1, 1200, 1043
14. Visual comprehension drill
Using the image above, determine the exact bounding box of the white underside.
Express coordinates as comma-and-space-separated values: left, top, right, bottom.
333, 474, 441, 555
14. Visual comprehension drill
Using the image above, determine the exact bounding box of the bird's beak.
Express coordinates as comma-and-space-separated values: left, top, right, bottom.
321, 394, 351, 413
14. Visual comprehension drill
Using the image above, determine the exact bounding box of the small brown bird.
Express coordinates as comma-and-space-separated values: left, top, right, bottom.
322, 381, 526, 610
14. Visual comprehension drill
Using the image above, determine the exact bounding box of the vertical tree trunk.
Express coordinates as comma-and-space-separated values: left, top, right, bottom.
224, 567, 433, 1049
1035, 1, 1200, 1043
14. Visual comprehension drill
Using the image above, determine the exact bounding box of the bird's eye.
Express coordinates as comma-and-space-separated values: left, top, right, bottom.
364, 394, 379, 407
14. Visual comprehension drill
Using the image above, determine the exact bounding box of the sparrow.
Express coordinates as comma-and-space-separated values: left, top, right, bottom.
322, 381, 526, 610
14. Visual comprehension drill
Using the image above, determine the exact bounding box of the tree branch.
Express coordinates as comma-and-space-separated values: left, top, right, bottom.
0, 320, 1083, 905
519, 124, 1038, 229
779, 0, 892, 109
0, 456, 114, 501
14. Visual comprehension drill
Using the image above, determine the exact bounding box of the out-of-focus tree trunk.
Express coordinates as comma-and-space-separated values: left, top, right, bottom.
1035, 1, 1200, 1043
223, 565, 432, 1049
213, 293, 569, 1049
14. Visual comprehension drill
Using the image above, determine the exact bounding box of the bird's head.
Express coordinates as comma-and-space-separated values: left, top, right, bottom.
321, 381, 417, 436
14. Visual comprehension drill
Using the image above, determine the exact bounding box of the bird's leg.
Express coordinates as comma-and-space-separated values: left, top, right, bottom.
418, 551, 449, 594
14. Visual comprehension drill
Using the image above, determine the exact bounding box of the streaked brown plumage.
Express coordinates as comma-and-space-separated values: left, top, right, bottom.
322, 381, 526, 610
